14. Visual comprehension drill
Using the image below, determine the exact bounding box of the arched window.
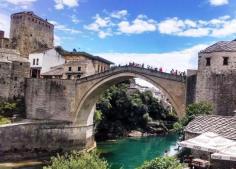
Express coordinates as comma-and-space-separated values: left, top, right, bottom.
36, 58, 39, 65
33, 59, 35, 65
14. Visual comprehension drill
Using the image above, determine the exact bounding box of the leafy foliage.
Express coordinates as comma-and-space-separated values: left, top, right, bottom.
137, 156, 183, 169
0, 115, 11, 125
0, 98, 25, 117
95, 81, 178, 140
43, 151, 110, 169
185, 101, 213, 123
173, 101, 213, 133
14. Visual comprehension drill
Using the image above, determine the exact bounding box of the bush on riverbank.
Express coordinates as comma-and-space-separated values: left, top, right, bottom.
0, 115, 11, 125
43, 151, 110, 169
137, 156, 184, 169
0, 98, 25, 118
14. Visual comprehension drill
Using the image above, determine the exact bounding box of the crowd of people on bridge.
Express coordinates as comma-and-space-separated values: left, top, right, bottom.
118, 62, 186, 77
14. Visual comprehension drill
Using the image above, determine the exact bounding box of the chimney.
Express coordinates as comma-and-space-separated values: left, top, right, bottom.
0, 30, 4, 38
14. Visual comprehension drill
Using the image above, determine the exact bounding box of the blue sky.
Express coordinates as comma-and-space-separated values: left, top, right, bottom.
0, 0, 236, 71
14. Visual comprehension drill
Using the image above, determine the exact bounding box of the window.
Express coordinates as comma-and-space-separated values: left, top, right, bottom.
78, 67, 81, 71
223, 57, 229, 65
68, 67, 72, 71
14, 77, 17, 81
33, 59, 35, 65
98, 65, 100, 72
206, 57, 211, 66
36, 59, 39, 65
77, 75, 81, 79
67, 75, 71, 79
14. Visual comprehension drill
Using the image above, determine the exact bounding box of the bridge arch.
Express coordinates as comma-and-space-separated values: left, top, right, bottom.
74, 68, 186, 126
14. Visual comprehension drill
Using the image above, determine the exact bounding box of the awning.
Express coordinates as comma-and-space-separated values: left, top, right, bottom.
211, 144, 236, 161
179, 132, 235, 153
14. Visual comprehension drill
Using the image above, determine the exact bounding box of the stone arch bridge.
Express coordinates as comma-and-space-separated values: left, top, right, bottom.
0, 66, 187, 160
26, 66, 186, 126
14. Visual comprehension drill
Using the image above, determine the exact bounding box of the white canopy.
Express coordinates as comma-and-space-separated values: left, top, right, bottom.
211, 144, 236, 161
179, 132, 235, 153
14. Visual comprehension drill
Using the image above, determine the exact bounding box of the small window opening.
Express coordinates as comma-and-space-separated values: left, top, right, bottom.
67, 75, 71, 79
68, 67, 72, 71
33, 59, 35, 65
78, 67, 81, 71
206, 57, 211, 66
223, 57, 229, 65
77, 75, 81, 78
36, 59, 39, 65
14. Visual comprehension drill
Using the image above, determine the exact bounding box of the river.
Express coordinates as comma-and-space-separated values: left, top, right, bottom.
0, 134, 179, 169
97, 134, 179, 169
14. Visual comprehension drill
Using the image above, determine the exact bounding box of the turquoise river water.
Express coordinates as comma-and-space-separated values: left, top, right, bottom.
97, 134, 179, 169
0, 134, 179, 169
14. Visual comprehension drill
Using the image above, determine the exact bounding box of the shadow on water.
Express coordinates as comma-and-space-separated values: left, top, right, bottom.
97, 134, 179, 169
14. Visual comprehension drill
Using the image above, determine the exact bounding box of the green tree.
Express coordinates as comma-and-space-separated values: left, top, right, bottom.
95, 81, 178, 140
186, 101, 213, 123
44, 151, 110, 169
173, 101, 213, 133
137, 156, 183, 169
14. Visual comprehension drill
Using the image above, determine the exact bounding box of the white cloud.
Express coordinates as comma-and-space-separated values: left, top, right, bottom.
0, 13, 10, 38
2, 0, 37, 9
54, 34, 62, 46
71, 15, 80, 24
177, 28, 210, 37
158, 17, 185, 34
209, 0, 229, 6
54, 0, 79, 10
157, 16, 236, 38
118, 15, 157, 34
84, 14, 113, 38
111, 10, 128, 19
211, 19, 236, 37
49, 20, 81, 34
84, 10, 236, 38
97, 44, 209, 72
84, 14, 111, 31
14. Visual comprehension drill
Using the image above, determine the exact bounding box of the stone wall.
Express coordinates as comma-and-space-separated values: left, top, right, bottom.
0, 61, 11, 100
0, 121, 94, 161
0, 49, 30, 101
26, 79, 76, 121
186, 70, 197, 105
196, 71, 236, 116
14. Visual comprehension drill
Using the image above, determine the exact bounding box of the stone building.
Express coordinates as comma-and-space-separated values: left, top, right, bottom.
41, 49, 113, 79
190, 40, 236, 116
0, 30, 10, 49
62, 50, 112, 74
29, 48, 65, 78
10, 11, 54, 57
0, 48, 30, 101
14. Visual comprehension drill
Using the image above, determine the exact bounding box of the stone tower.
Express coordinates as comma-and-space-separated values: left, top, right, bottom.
195, 40, 236, 116
10, 11, 54, 57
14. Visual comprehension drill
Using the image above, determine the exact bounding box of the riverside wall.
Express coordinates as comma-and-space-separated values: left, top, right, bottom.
0, 120, 94, 161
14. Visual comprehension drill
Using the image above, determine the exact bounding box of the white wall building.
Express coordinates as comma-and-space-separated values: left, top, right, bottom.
29, 48, 65, 78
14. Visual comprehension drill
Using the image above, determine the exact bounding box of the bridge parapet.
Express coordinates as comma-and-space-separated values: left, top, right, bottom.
77, 66, 186, 83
